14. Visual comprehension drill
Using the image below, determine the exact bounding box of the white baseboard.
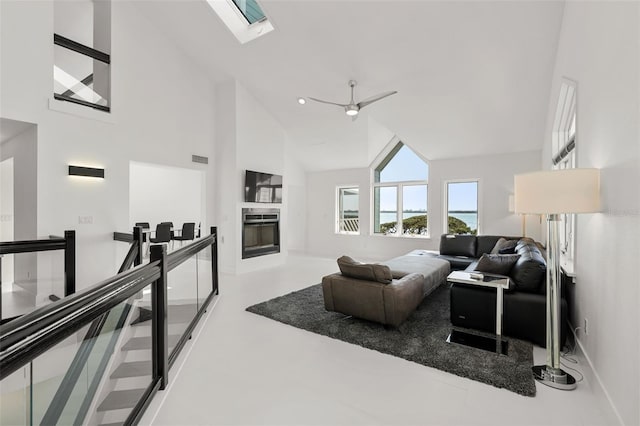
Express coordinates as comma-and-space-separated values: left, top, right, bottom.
570, 326, 625, 425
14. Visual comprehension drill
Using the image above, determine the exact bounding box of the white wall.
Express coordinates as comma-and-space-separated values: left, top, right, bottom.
0, 157, 14, 286
214, 81, 238, 274
284, 137, 307, 252
541, 3, 640, 425
430, 151, 543, 242
306, 150, 541, 261
215, 81, 306, 274
0, 126, 38, 294
0, 1, 216, 287
129, 161, 205, 231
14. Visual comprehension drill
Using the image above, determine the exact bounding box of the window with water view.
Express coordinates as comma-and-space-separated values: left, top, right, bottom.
373, 142, 428, 236
446, 181, 479, 235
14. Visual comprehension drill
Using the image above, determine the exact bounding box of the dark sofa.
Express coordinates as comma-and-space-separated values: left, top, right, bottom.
437, 234, 567, 347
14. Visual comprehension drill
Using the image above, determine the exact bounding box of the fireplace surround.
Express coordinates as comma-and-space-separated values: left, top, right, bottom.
242, 208, 280, 259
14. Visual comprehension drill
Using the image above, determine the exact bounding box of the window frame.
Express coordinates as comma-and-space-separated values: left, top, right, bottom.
552, 78, 577, 269
53, 33, 111, 112
370, 141, 429, 238
443, 179, 481, 235
335, 185, 360, 235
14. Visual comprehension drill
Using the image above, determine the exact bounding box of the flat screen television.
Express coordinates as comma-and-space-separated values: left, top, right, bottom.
244, 170, 283, 203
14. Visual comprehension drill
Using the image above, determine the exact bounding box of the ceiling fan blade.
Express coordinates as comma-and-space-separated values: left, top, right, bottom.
308, 97, 348, 107
357, 91, 398, 109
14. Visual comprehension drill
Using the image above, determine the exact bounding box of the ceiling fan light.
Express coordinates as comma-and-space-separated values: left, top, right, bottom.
345, 105, 359, 116
297, 97, 306, 105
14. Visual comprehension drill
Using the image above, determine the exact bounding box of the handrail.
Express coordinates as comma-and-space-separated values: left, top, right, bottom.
0, 231, 76, 322
119, 241, 140, 273
0, 229, 216, 380
166, 233, 214, 271
0, 261, 160, 380
1, 227, 218, 426
113, 231, 134, 243
0, 237, 66, 255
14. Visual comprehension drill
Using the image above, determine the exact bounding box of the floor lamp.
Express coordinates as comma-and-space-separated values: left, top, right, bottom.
514, 168, 600, 390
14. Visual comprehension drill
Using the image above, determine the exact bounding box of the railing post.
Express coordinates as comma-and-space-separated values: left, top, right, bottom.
64, 230, 76, 296
150, 244, 168, 390
133, 226, 144, 266
210, 227, 219, 295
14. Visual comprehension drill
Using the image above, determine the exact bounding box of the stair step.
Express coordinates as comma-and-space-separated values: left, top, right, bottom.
121, 334, 181, 351
97, 389, 146, 412
111, 361, 152, 379
132, 304, 198, 325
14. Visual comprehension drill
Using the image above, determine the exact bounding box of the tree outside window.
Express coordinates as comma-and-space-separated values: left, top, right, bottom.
373, 142, 428, 236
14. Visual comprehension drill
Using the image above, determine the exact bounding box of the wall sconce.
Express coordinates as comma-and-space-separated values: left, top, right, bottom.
68, 165, 105, 179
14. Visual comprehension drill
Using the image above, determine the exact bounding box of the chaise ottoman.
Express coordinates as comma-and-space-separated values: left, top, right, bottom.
321, 253, 450, 327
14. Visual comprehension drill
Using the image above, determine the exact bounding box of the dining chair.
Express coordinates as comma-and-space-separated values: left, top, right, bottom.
149, 223, 172, 247
173, 222, 196, 246
160, 222, 174, 248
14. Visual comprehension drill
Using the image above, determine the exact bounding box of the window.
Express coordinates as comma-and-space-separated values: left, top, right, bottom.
552, 79, 577, 267
54, 35, 110, 112
231, 0, 266, 24
53, 1, 111, 112
206, 0, 274, 44
445, 181, 479, 235
372, 142, 428, 236
336, 187, 359, 234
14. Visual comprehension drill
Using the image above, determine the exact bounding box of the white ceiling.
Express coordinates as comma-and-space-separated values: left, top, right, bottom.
135, 1, 565, 171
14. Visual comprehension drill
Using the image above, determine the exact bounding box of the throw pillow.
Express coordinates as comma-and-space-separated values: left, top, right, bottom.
491, 238, 519, 255
474, 254, 521, 276
337, 255, 393, 284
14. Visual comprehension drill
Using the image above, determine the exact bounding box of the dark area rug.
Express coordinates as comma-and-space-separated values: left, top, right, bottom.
246, 283, 536, 397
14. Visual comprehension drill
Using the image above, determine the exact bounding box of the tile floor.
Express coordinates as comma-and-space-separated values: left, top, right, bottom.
142, 253, 617, 426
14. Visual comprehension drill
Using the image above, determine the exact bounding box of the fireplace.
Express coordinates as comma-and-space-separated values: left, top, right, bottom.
242, 208, 280, 259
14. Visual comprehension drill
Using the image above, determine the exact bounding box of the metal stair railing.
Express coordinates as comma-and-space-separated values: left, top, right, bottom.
0, 227, 219, 426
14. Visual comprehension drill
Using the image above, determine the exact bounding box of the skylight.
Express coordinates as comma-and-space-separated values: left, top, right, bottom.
207, 0, 273, 44
231, 0, 266, 24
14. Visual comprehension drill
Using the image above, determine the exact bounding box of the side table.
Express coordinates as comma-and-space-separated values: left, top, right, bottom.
446, 270, 510, 355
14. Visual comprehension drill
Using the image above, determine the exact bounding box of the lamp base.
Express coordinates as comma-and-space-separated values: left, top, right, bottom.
532, 365, 577, 390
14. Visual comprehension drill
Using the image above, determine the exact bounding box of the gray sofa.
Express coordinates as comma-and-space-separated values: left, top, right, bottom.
322, 254, 450, 327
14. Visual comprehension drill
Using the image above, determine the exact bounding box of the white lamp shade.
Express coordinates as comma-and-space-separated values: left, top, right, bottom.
514, 168, 600, 214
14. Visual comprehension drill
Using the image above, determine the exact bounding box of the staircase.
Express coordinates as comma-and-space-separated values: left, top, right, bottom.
90, 301, 199, 426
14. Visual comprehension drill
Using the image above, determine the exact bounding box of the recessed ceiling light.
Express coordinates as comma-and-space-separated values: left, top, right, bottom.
297, 97, 306, 105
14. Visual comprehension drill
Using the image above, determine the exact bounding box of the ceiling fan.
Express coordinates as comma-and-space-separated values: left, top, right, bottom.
308, 80, 397, 120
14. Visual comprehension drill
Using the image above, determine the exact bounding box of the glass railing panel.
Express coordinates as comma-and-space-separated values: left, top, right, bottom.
196, 246, 213, 311
53, 43, 110, 110
0, 365, 31, 425
1, 249, 64, 321
166, 253, 198, 357
29, 323, 91, 425
50, 285, 155, 426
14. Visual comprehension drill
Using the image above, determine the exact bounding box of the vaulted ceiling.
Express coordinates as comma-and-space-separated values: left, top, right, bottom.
135, 1, 565, 171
